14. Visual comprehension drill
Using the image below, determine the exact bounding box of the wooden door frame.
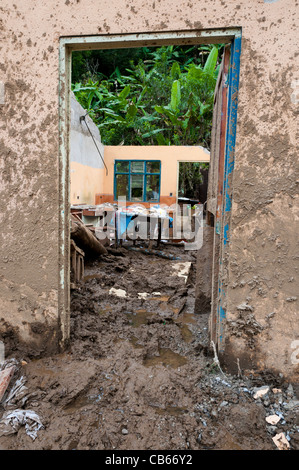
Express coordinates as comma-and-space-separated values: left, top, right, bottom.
208, 37, 242, 352
209, 45, 231, 346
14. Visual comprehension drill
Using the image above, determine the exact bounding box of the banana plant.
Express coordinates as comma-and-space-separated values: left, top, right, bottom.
71, 44, 221, 147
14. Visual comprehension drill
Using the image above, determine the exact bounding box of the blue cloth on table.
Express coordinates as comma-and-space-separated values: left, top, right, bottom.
116, 210, 173, 237
118, 212, 136, 236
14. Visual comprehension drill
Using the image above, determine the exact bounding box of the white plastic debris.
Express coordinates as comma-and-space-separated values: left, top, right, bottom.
0, 409, 44, 440
266, 414, 281, 425
3, 376, 28, 409
237, 302, 254, 311
0, 358, 19, 372
109, 287, 127, 298
272, 432, 290, 450
137, 292, 150, 300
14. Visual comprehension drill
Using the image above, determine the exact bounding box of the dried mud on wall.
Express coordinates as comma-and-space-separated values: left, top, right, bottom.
0, 5, 61, 354
223, 32, 299, 379
0, 1, 298, 378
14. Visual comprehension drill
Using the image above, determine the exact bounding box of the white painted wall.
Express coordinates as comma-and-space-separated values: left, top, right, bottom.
70, 92, 104, 169
70, 93, 105, 204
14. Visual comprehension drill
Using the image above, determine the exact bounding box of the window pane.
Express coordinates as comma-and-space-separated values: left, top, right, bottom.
116, 174, 128, 199
115, 161, 129, 173
146, 161, 160, 173
146, 174, 160, 202
131, 161, 144, 173
130, 174, 144, 201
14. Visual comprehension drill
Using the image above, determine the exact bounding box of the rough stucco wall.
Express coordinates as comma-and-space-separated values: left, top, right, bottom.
220, 7, 299, 380
0, 3, 62, 355
0, 0, 298, 377
195, 227, 214, 314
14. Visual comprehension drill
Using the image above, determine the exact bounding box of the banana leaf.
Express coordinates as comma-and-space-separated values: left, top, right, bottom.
203, 46, 218, 76
170, 80, 181, 112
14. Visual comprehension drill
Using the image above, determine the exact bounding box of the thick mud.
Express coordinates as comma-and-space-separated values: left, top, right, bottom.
0, 242, 298, 450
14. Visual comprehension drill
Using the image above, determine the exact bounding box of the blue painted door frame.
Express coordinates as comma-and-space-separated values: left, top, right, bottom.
217, 35, 242, 352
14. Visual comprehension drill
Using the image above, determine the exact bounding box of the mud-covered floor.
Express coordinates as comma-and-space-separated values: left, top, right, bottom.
0, 242, 298, 450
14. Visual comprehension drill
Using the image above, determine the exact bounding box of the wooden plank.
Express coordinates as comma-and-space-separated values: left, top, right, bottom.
215, 45, 231, 233
209, 45, 230, 346
0, 366, 15, 402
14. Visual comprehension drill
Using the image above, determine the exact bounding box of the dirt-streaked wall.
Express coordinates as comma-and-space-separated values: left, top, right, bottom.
0, 1, 298, 378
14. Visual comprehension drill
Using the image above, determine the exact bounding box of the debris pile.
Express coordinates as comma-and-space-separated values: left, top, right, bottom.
0, 242, 298, 450
191, 374, 299, 450
0, 360, 44, 441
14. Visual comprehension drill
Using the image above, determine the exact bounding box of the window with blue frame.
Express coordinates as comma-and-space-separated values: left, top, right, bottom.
114, 160, 161, 203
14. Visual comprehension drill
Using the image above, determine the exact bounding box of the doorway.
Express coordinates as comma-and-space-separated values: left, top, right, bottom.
58, 29, 242, 352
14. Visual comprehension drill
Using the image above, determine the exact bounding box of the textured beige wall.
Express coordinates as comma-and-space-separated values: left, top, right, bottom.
0, 1, 298, 378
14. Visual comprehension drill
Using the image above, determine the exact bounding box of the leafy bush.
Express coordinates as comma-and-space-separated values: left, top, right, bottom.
72, 44, 223, 148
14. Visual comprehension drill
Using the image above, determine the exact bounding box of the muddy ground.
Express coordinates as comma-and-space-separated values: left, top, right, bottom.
0, 241, 298, 450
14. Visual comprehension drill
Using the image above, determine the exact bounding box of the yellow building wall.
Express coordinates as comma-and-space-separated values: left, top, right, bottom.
95, 145, 210, 206
70, 162, 104, 205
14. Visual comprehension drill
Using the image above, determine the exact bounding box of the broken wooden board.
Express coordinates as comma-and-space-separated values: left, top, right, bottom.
71, 214, 108, 257
0, 366, 16, 402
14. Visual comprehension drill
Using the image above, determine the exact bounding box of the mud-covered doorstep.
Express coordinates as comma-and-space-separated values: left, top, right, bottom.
0, 242, 298, 450
0, 275, 60, 358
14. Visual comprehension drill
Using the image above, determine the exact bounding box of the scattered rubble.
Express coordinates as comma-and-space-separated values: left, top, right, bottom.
272, 432, 290, 451
0, 242, 298, 450
109, 287, 127, 298
0, 409, 44, 441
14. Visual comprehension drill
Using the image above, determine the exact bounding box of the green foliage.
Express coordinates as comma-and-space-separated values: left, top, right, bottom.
178, 162, 209, 200
71, 44, 223, 148
71, 48, 152, 83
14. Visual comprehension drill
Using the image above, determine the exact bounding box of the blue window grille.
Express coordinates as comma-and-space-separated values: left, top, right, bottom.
114, 160, 161, 203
